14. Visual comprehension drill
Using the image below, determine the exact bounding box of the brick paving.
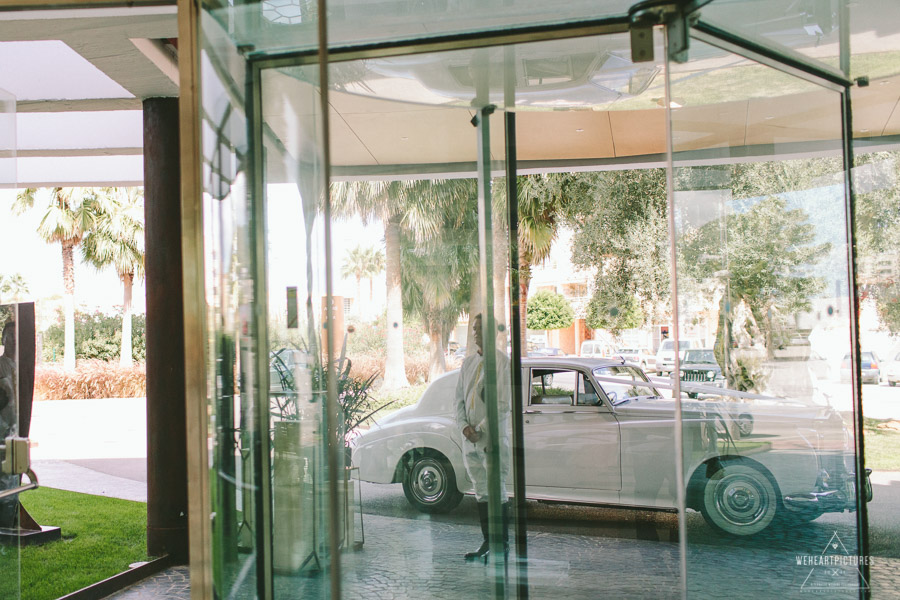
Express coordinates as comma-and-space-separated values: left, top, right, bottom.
105, 514, 900, 599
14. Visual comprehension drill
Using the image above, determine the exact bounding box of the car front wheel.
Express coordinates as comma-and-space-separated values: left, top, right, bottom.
402, 452, 463, 514
700, 460, 779, 537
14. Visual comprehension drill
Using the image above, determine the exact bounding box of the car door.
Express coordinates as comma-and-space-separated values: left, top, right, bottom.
523, 366, 621, 492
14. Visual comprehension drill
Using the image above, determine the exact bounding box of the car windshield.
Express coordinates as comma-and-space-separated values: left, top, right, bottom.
591, 365, 660, 405
683, 349, 716, 364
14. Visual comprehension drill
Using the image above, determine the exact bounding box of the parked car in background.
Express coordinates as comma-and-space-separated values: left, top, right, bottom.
531, 346, 566, 357
579, 339, 615, 358
676, 348, 725, 398
353, 357, 868, 538
655, 338, 700, 375
887, 351, 900, 387
614, 347, 656, 371
840, 352, 881, 384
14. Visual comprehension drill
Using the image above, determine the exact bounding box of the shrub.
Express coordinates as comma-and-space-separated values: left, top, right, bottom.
34, 360, 146, 400
42, 308, 146, 363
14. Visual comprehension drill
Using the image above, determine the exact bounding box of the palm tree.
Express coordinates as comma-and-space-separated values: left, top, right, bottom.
14, 188, 101, 371
515, 174, 565, 354
401, 182, 478, 380
81, 188, 145, 367
342, 245, 372, 315
0, 273, 29, 305
341, 245, 384, 319
363, 246, 385, 311
331, 179, 472, 390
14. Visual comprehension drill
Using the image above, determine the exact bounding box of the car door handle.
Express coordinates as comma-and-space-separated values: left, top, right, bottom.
524, 410, 541, 414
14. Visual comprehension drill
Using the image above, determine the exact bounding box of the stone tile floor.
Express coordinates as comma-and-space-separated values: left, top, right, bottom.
105, 565, 190, 600
102, 514, 900, 599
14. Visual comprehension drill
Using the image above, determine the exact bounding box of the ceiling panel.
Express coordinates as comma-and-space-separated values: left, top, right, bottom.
515, 110, 615, 161
608, 108, 666, 157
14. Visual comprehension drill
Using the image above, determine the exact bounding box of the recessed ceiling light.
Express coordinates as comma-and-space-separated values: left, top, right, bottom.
575, 128, 584, 133
764, 115, 775, 120
401, 136, 409, 141
860, 128, 870, 133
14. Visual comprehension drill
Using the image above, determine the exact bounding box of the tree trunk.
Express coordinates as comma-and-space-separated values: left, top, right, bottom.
62, 241, 76, 372
427, 322, 446, 382
120, 273, 134, 367
381, 216, 409, 389
518, 247, 533, 355
355, 275, 362, 319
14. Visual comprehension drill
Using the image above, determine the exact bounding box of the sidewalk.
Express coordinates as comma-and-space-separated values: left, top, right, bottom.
29, 398, 148, 502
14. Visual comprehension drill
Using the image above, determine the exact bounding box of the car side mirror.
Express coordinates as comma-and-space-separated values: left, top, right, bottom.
542, 374, 554, 388
607, 391, 618, 404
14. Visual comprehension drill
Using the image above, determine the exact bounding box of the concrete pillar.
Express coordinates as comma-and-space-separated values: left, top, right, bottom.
143, 97, 188, 563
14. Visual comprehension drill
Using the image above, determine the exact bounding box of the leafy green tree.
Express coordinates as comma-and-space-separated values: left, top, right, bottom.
585, 292, 644, 333
526, 290, 574, 331
14, 188, 102, 371
680, 196, 831, 370
0, 273, 28, 304
563, 169, 670, 328
81, 188, 145, 367
853, 151, 900, 333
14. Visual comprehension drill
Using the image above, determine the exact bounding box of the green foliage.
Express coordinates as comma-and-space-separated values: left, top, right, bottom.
43, 309, 146, 363
0, 273, 29, 303
400, 183, 478, 343
585, 292, 644, 333
563, 169, 670, 327
0, 487, 150, 600
871, 283, 900, 334
526, 290, 575, 330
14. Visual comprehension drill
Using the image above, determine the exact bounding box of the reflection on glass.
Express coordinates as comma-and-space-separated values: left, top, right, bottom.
670, 40, 865, 596
207, 0, 637, 55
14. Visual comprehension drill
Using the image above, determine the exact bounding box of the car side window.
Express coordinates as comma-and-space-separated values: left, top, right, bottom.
576, 374, 601, 406
529, 368, 576, 406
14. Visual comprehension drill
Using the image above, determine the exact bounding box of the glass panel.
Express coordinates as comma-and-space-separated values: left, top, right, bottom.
205, 0, 634, 56
199, 11, 264, 597
851, 138, 900, 596
260, 64, 333, 596
701, 0, 900, 81
0, 86, 19, 600
669, 38, 864, 596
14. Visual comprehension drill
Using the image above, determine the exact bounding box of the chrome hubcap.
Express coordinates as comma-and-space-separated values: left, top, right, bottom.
413, 461, 444, 503
716, 475, 766, 526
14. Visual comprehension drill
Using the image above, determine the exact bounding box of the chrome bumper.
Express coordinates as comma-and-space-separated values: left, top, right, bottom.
783, 468, 873, 512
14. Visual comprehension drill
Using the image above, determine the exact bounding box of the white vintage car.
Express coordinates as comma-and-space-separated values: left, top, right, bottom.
352, 358, 868, 537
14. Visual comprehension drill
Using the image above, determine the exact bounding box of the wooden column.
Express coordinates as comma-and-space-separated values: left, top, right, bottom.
143, 97, 189, 563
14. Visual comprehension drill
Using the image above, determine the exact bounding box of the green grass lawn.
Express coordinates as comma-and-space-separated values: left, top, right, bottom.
864, 417, 900, 472
0, 488, 150, 600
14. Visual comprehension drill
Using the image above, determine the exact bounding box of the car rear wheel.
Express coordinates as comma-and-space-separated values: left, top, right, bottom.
736, 413, 754, 437
700, 460, 779, 537
402, 452, 463, 514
